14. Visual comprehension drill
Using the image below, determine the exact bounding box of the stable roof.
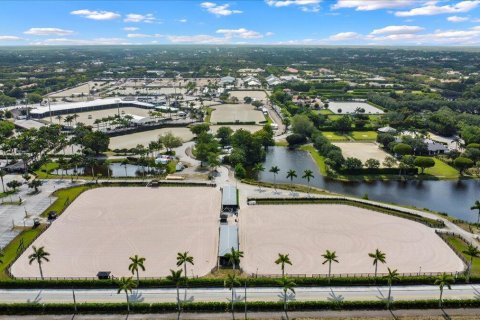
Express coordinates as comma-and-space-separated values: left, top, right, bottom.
218, 224, 239, 257
221, 185, 237, 207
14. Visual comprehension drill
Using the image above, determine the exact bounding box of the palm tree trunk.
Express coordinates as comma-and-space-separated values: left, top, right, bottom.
328, 262, 332, 282
176, 285, 180, 313
439, 288, 443, 308
375, 263, 378, 277
387, 284, 392, 309
137, 270, 140, 287
231, 288, 235, 320
39, 263, 44, 280
1, 177, 4, 193
284, 290, 289, 320
126, 291, 130, 312
184, 264, 187, 280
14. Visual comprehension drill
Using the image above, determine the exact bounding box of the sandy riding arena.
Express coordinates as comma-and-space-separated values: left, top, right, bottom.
239, 204, 464, 276
210, 104, 265, 124
333, 142, 390, 165
11, 187, 220, 278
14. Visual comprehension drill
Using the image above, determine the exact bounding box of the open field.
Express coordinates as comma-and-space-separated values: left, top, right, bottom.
229, 90, 268, 102
424, 158, 459, 179
109, 127, 194, 149
334, 142, 389, 164
328, 101, 384, 115
210, 104, 265, 124
322, 132, 349, 141
350, 131, 378, 141
47, 81, 108, 98
11, 187, 221, 278
41, 107, 153, 127
239, 204, 464, 275
210, 124, 263, 134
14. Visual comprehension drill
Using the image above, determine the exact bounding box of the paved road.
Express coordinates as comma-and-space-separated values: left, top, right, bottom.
0, 285, 479, 304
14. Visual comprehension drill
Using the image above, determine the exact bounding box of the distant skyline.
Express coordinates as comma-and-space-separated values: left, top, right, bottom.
1, 0, 480, 46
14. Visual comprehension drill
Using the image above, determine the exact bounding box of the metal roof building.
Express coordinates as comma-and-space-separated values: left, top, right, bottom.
221, 185, 238, 211
218, 224, 239, 257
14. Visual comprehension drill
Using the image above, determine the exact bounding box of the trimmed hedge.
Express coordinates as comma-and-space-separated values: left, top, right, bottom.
0, 299, 479, 314
3, 274, 478, 289
216, 121, 256, 125
339, 168, 418, 175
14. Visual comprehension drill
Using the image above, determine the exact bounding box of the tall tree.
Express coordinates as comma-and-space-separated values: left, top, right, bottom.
269, 166, 280, 193
278, 277, 296, 320
117, 277, 136, 312
176, 251, 194, 279
28, 246, 50, 280
368, 249, 386, 277
463, 244, 480, 283
286, 169, 297, 194
302, 169, 314, 194
252, 163, 265, 192
322, 250, 339, 283
275, 253, 292, 278
224, 248, 244, 271
384, 267, 399, 309
434, 273, 453, 308
128, 254, 146, 286
224, 273, 241, 320
167, 269, 184, 319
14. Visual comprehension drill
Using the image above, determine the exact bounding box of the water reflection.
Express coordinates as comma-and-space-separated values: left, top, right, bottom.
259, 147, 480, 222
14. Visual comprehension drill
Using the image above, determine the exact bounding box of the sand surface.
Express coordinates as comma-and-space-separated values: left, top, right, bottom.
333, 142, 390, 164
11, 187, 221, 278
109, 127, 194, 149
229, 90, 268, 102
210, 104, 265, 124
239, 204, 464, 276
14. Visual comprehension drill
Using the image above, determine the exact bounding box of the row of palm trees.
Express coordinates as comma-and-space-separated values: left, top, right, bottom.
252, 163, 315, 194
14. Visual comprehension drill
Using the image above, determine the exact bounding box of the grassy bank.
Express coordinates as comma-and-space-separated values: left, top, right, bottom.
444, 235, 480, 276
299, 145, 327, 175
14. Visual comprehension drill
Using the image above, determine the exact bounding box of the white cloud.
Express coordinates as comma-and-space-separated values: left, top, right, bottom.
0, 36, 22, 41
266, 0, 321, 12
266, 31, 275, 36
216, 28, 263, 39
200, 2, 242, 16
124, 13, 156, 23
178, 19, 188, 23
24, 28, 75, 36
447, 15, 469, 22
332, 0, 420, 11
328, 31, 362, 40
395, 0, 480, 17
127, 33, 163, 38
371, 25, 424, 35
30, 38, 129, 45
167, 34, 228, 44
70, 9, 120, 20
123, 27, 139, 31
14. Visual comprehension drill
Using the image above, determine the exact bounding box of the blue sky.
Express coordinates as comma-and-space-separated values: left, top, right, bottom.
1, 0, 480, 45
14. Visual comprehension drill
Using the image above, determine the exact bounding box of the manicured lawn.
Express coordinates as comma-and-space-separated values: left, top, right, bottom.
275, 140, 288, 147
35, 162, 59, 178
321, 131, 349, 141
424, 158, 459, 179
444, 235, 480, 276
326, 114, 342, 120
300, 145, 327, 175
317, 109, 334, 115
205, 107, 215, 123
349, 131, 378, 141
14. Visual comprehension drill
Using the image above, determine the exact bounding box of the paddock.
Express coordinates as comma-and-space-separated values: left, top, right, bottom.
229, 90, 268, 102
210, 104, 265, 124
328, 101, 384, 115
109, 127, 194, 150
11, 187, 221, 278
239, 204, 464, 276
333, 142, 390, 165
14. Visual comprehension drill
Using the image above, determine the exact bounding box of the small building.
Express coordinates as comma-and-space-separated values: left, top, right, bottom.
425, 139, 449, 155
221, 185, 238, 212
378, 126, 397, 134
220, 76, 235, 86
218, 224, 239, 266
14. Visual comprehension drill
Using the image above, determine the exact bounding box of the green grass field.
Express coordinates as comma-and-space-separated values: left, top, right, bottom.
424, 158, 459, 179
444, 235, 480, 276
349, 131, 378, 141
317, 109, 334, 115
322, 131, 349, 141
300, 145, 327, 175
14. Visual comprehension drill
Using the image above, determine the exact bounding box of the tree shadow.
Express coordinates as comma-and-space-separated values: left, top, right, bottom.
375, 287, 387, 301
129, 291, 144, 303
27, 290, 42, 304
473, 286, 480, 300
388, 309, 398, 320
327, 288, 344, 303
277, 291, 296, 303
441, 308, 451, 320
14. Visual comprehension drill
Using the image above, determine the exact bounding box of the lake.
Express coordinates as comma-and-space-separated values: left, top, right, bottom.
259, 147, 480, 222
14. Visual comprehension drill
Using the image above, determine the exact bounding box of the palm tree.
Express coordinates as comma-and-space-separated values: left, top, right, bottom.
471, 200, 480, 224
286, 169, 297, 194
0, 169, 6, 193
224, 273, 241, 320
252, 163, 265, 192
121, 158, 129, 177
278, 277, 296, 320
302, 169, 314, 195
275, 253, 292, 277
463, 243, 480, 283
167, 269, 184, 318
434, 273, 453, 308
384, 267, 399, 309
28, 246, 50, 280
368, 249, 386, 277
55, 115, 62, 125
269, 166, 280, 193
177, 251, 194, 279
72, 113, 79, 125
117, 277, 136, 312
224, 248, 244, 271
128, 255, 146, 286
322, 250, 339, 283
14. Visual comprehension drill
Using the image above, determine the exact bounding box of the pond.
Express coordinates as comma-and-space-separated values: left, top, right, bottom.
259, 147, 480, 222
52, 163, 163, 178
